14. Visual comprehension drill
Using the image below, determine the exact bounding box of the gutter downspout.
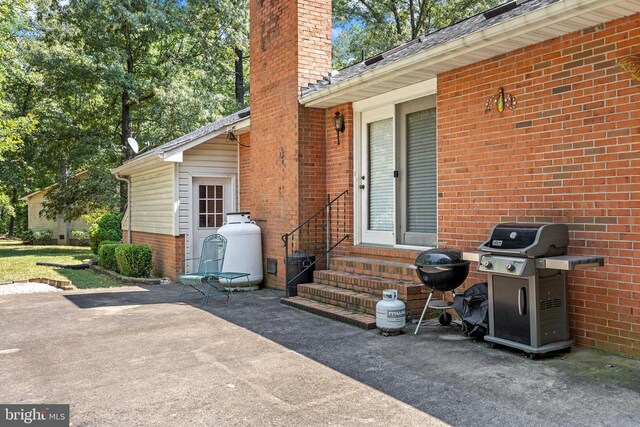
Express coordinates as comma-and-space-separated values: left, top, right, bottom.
115, 173, 132, 243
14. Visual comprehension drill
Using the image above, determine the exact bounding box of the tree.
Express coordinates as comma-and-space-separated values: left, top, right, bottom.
0, 0, 37, 156
332, 0, 503, 68
0, 0, 249, 228
56, 0, 249, 209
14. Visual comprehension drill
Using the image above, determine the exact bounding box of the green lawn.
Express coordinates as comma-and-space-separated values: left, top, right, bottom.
0, 240, 126, 289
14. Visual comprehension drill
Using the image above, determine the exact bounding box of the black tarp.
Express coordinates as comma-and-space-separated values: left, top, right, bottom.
453, 282, 489, 338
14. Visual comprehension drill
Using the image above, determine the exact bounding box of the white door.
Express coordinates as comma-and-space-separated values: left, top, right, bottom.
191, 177, 233, 272
358, 97, 437, 247
361, 107, 395, 245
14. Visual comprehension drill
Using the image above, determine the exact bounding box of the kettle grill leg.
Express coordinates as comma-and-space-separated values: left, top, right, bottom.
414, 290, 434, 335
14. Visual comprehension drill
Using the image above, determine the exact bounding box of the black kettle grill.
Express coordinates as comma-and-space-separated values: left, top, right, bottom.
414, 249, 470, 333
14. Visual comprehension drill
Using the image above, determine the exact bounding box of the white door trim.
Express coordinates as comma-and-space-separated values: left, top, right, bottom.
359, 105, 395, 246
186, 173, 236, 273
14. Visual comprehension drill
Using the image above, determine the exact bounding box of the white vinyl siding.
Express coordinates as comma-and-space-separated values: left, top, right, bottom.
368, 118, 394, 231
407, 108, 437, 234
178, 137, 238, 261
129, 164, 176, 235
27, 193, 56, 232
27, 192, 90, 233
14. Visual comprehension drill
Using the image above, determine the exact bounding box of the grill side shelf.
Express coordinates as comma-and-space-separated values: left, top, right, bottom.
535, 255, 605, 271
462, 251, 483, 262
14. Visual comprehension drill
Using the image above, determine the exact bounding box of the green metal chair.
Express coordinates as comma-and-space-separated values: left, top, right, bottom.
177, 234, 228, 305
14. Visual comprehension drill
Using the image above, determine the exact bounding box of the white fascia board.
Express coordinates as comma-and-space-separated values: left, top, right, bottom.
163, 151, 183, 163
300, 0, 625, 107
111, 154, 164, 176
161, 128, 225, 161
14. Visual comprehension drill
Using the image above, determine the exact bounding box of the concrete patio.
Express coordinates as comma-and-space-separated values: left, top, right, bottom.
1, 285, 639, 426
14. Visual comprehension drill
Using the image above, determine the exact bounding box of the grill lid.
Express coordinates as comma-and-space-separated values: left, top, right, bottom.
479, 223, 569, 258
415, 248, 466, 268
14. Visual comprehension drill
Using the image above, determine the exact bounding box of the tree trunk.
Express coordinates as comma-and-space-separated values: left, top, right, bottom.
120, 25, 133, 213
120, 88, 131, 212
234, 47, 244, 106
8, 187, 17, 237
409, 0, 416, 39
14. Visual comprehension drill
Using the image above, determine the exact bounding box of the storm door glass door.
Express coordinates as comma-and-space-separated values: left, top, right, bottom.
401, 108, 438, 246
191, 178, 230, 272
361, 112, 395, 245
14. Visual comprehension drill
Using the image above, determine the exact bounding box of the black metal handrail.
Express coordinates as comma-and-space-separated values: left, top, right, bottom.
282, 189, 349, 297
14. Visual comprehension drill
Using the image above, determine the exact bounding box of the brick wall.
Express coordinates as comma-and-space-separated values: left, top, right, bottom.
246, 0, 332, 289
437, 14, 640, 357
326, 103, 354, 258
239, 132, 252, 212
130, 231, 185, 281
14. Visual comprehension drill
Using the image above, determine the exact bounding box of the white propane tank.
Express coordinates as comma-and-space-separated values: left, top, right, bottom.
217, 212, 263, 288
376, 289, 406, 335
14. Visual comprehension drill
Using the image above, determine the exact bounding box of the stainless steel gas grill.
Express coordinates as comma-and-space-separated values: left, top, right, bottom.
464, 223, 604, 358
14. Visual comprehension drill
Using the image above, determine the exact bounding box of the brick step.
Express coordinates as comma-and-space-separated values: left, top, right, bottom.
349, 245, 423, 263
313, 270, 428, 316
330, 256, 420, 283
281, 296, 377, 330
313, 270, 423, 298
298, 283, 379, 316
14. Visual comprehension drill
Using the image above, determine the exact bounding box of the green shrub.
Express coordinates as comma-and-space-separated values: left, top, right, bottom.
89, 212, 123, 254
33, 230, 53, 244
98, 243, 121, 272
115, 244, 153, 278
71, 230, 90, 246
99, 240, 120, 249
20, 229, 35, 245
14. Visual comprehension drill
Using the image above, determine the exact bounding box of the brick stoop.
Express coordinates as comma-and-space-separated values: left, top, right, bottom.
281, 246, 431, 328
330, 256, 419, 283
298, 283, 380, 315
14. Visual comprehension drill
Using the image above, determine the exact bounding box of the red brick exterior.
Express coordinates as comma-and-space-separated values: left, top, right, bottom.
129, 231, 185, 281
240, 1, 638, 356
325, 103, 354, 257
437, 14, 640, 357
239, 132, 252, 211
244, 0, 332, 289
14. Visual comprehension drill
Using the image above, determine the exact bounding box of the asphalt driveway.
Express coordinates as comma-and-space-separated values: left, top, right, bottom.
1, 285, 639, 426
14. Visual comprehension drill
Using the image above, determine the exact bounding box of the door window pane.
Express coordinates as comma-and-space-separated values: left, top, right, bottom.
368, 118, 394, 231
198, 184, 225, 228
407, 108, 437, 234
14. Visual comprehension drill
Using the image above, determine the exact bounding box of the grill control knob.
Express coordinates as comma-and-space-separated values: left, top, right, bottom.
482, 260, 493, 269
506, 263, 515, 272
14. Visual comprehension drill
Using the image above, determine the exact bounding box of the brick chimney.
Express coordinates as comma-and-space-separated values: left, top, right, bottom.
245, 0, 332, 288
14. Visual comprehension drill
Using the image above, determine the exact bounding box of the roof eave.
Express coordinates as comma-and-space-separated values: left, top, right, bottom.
112, 117, 251, 176
21, 170, 90, 200
111, 153, 165, 176
300, 0, 630, 108
160, 117, 250, 160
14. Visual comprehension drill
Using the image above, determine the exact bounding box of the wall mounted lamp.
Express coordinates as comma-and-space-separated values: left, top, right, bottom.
333, 111, 345, 145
